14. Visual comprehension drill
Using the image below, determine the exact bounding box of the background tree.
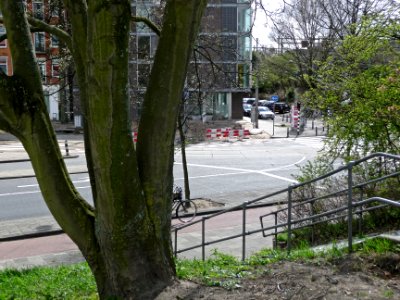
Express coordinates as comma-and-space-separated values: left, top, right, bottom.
256, 0, 399, 98
0, 0, 206, 299
253, 50, 299, 100
304, 18, 400, 159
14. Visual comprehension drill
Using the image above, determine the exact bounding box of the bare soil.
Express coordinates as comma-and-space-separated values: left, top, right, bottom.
157, 253, 400, 299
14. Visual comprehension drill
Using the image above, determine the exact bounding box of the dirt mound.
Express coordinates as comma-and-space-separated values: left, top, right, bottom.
157, 254, 400, 299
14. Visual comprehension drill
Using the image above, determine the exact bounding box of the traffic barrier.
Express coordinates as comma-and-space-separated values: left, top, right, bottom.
206, 128, 229, 139
133, 132, 138, 143
206, 128, 250, 140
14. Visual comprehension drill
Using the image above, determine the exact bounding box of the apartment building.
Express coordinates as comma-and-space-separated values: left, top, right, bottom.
0, 0, 62, 121
130, 0, 253, 121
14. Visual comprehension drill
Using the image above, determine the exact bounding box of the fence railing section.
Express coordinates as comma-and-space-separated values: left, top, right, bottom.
172, 152, 400, 260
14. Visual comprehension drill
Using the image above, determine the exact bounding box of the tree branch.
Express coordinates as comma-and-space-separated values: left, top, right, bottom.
131, 16, 160, 36
27, 16, 72, 50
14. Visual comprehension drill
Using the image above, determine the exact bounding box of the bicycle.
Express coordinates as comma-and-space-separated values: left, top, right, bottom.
172, 185, 197, 223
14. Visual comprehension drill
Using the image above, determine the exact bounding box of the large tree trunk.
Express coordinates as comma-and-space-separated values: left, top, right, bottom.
0, 0, 206, 298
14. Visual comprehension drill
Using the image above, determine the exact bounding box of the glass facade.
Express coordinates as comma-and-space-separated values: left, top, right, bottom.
130, 0, 252, 120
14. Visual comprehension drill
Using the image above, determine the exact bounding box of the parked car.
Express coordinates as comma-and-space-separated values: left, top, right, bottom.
258, 106, 275, 120
270, 102, 291, 114
244, 99, 255, 105
243, 104, 252, 116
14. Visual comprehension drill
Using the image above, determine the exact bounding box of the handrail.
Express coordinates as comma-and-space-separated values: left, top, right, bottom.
172, 152, 400, 260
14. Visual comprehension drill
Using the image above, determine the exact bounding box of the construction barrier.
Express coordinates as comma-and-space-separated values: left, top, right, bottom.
206, 128, 250, 140
133, 132, 138, 143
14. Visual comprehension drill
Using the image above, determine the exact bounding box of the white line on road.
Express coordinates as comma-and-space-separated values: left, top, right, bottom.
17, 177, 90, 188
174, 157, 304, 184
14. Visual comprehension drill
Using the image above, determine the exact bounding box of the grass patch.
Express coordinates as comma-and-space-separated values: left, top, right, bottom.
0, 238, 398, 298
0, 263, 97, 299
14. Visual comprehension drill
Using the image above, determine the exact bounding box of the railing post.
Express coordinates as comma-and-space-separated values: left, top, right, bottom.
242, 201, 248, 261
358, 187, 364, 234
287, 185, 293, 254
287, 127, 289, 138
174, 228, 178, 258
347, 161, 355, 253
274, 212, 278, 249
202, 218, 206, 261
310, 200, 315, 245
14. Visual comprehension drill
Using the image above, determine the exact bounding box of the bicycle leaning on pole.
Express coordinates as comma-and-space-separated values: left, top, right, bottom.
172, 185, 197, 223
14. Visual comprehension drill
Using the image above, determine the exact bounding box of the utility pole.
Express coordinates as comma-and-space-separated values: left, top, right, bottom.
254, 38, 259, 129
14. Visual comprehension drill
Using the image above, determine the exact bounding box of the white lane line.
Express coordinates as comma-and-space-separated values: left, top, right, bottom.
174, 160, 301, 184
17, 178, 90, 188
260, 156, 307, 172
0, 185, 92, 197
175, 171, 249, 180
0, 190, 40, 197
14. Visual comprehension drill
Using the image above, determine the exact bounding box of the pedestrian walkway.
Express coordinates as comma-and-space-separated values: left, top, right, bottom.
0, 205, 277, 270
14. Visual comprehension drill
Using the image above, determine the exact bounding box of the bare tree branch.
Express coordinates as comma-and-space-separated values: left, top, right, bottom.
132, 16, 161, 36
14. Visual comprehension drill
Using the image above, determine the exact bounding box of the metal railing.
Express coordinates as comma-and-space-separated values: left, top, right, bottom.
172, 152, 400, 260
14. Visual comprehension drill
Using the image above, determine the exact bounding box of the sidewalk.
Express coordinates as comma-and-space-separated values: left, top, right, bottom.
0, 205, 277, 270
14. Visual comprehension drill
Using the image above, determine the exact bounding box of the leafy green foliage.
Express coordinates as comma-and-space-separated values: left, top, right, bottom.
0, 263, 97, 299
304, 19, 400, 159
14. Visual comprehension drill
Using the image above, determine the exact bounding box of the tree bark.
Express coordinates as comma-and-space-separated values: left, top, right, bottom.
0, 0, 206, 298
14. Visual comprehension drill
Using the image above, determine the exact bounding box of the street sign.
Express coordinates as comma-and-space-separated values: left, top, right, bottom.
271, 95, 279, 102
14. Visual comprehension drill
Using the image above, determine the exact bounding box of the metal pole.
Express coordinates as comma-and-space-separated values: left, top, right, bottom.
272, 117, 275, 136
65, 140, 69, 156
254, 38, 259, 129
287, 127, 289, 138
174, 229, 178, 258
358, 187, 364, 234
274, 212, 278, 249
347, 161, 355, 253
287, 186, 293, 253
242, 202, 248, 261
202, 218, 206, 260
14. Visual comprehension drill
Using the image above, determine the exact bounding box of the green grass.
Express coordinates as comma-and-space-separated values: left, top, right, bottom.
0, 264, 97, 299
0, 238, 398, 298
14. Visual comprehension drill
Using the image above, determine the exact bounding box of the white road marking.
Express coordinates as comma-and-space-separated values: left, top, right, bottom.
174, 156, 305, 184
17, 177, 90, 188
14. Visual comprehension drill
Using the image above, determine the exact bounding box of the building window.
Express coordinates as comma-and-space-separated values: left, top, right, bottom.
51, 35, 59, 48
222, 36, 237, 61
37, 59, 46, 82
138, 36, 150, 60
0, 56, 7, 74
221, 7, 237, 32
52, 60, 60, 77
34, 32, 46, 52
33, 1, 44, 20
238, 6, 251, 33
138, 63, 150, 87
238, 34, 251, 60
0, 26, 6, 48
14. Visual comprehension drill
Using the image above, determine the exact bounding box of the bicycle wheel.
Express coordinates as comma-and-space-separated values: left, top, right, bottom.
176, 200, 197, 223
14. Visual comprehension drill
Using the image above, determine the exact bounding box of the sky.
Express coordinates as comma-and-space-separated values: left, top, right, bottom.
252, 0, 283, 47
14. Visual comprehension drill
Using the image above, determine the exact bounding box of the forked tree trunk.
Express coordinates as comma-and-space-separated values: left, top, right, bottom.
0, 0, 206, 298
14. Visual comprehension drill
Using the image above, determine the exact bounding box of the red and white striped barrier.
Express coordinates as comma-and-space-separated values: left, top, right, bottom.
206, 128, 230, 139
206, 128, 250, 140
133, 132, 138, 143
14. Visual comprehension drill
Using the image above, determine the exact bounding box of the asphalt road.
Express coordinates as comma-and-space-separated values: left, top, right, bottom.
0, 134, 325, 222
